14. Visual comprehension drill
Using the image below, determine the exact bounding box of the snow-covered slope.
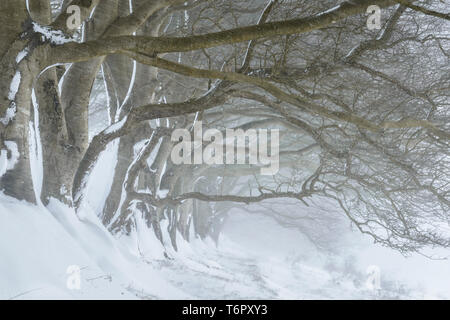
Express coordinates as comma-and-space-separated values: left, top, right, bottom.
1, 193, 449, 299
150, 211, 448, 300
0, 193, 184, 299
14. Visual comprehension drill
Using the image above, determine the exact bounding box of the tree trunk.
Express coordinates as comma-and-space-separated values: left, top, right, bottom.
0, 1, 37, 203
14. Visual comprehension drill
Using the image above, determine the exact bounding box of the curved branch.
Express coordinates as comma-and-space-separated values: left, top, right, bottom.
48, 0, 396, 64
174, 191, 310, 204
71, 81, 233, 209
123, 54, 450, 139
393, 0, 450, 21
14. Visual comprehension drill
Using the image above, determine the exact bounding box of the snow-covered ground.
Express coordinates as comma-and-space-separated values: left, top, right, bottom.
0, 193, 449, 300
0, 193, 185, 299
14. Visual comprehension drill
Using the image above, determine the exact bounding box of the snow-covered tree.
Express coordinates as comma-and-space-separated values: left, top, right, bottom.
0, 0, 449, 253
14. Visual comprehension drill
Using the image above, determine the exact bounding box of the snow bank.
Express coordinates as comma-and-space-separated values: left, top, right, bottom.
1, 191, 449, 299
0, 193, 185, 300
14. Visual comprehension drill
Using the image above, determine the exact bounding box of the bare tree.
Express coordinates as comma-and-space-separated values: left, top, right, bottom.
0, 0, 448, 253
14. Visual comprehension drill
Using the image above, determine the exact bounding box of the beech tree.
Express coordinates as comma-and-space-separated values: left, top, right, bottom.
0, 0, 449, 252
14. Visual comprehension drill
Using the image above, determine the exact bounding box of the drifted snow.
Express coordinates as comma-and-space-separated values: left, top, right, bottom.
8, 72, 21, 101
104, 116, 128, 135
156, 189, 169, 198
29, 89, 44, 205
117, 60, 136, 119
1, 192, 450, 299
0, 150, 6, 177
0, 103, 17, 125
58, 64, 72, 95
1, 121, 449, 299
85, 140, 120, 215
32, 23, 74, 45
4, 141, 19, 171
1, 71, 21, 125
133, 139, 149, 158
16, 49, 28, 64
107, 134, 161, 226
0, 193, 185, 300
0, 141, 20, 178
